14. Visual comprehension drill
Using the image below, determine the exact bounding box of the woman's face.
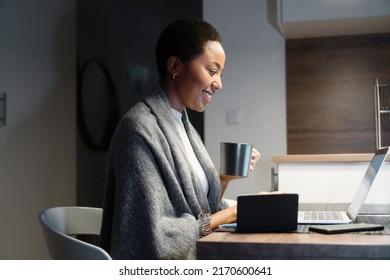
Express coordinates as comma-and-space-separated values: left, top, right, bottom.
173, 41, 226, 112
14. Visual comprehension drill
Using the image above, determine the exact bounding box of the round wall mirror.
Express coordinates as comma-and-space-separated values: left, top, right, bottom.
78, 60, 119, 151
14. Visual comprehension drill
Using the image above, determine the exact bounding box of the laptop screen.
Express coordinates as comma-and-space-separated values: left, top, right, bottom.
347, 147, 389, 219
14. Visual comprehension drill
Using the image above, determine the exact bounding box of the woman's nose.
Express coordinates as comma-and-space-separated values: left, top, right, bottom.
213, 76, 223, 90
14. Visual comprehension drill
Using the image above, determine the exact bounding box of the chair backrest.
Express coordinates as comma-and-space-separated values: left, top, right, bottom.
39, 206, 111, 260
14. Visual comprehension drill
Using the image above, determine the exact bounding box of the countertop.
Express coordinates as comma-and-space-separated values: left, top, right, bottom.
273, 153, 390, 163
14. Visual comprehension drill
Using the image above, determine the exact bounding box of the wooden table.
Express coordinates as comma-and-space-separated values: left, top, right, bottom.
197, 204, 390, 260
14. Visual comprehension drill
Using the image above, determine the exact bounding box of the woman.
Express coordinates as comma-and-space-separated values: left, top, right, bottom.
100, 18, 261, 259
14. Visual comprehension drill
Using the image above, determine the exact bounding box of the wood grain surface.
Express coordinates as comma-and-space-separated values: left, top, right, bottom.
272, 153, 390, 163
287, 34, 390, 154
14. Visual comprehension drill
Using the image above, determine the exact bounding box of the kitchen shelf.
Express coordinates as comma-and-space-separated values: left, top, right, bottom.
375, 79, 390, 149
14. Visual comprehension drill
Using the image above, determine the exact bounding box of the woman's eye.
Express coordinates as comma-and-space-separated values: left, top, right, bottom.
208, 69, 217, 76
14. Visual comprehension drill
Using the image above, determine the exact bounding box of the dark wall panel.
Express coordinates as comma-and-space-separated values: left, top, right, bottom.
287, 34, 390, 154
77, 0, 203, 207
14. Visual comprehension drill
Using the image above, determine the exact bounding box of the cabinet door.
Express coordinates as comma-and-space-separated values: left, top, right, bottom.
287, 34, 390, 154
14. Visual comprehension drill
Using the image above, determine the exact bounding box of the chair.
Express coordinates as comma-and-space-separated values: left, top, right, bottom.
39, 206, 111, 260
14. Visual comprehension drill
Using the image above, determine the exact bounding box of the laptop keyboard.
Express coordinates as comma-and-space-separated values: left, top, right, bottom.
303, 211, 343, 221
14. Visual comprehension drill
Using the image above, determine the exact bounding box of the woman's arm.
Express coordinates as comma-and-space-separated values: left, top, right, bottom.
210, 148, 261, 229
210, 206, 237, 230
219, 174, 236, 198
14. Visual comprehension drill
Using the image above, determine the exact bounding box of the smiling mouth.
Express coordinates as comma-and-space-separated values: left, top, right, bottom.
202, 90, 214, 102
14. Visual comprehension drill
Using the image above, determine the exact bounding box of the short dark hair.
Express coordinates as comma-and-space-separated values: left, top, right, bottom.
156, 18, 222, 78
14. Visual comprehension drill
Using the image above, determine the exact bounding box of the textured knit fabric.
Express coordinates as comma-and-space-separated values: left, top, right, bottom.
170, 108, 209, 195
100, 83, 227, 260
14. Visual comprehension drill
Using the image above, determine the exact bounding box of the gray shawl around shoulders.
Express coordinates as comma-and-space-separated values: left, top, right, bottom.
100, 83, 227, 259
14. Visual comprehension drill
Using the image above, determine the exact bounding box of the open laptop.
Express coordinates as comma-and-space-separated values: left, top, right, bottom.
298, 147, 389, 224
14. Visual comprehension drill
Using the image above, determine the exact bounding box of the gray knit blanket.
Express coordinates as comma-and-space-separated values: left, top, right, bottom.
100, 83, 227, 259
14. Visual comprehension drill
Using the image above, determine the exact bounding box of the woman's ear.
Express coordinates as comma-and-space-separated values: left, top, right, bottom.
166, 56, 182, 80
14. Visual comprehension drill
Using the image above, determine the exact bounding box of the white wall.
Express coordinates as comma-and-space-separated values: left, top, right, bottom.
279, 162, 390, 203
203, 0, 286, 199
0, 0, 76, 259
281, 0, 390, 22
276, 0, 390, 38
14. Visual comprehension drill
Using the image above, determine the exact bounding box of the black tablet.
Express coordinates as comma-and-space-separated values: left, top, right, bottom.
237, 194, 299, 233
309, 223, 384, 234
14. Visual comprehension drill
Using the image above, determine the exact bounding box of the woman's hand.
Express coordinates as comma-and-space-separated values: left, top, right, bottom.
258, 191, 285, 195
210, 205, 237, 230
249, 148, 261, 173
